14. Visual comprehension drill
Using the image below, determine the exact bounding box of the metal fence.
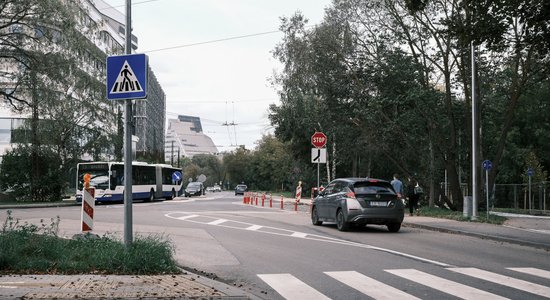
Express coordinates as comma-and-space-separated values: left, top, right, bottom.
440, 182, 548, 212
493, 182, 548, 211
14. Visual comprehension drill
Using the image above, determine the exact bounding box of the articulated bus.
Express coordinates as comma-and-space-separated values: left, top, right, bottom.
76, 161, 183, 203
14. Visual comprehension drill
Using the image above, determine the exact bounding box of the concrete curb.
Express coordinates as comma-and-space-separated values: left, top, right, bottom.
403, 222, 550, 251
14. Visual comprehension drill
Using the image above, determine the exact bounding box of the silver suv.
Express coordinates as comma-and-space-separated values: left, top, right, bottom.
234, 184, 247, 195
311, 178, 405, 232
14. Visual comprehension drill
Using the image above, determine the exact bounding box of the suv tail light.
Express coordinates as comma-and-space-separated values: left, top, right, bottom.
346, 191, 356, 198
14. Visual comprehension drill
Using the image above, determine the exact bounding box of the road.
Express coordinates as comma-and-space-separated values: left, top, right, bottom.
3, 192, 550, 299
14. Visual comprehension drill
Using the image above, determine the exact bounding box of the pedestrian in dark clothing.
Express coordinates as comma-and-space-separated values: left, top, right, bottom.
406, 178, 420, 216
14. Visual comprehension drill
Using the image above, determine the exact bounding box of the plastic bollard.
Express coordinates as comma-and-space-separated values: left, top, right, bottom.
280, 195, 284, 209
261, 193, 265, 207
269, 193, 273, 208
294, 200, 298, 211
255, 193, 258, 206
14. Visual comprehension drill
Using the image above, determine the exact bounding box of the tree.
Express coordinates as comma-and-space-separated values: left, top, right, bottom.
0, 0, 118, 200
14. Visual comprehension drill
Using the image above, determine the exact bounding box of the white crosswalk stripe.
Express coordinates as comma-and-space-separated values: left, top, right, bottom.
325, 271, 421, 300
508, 267, 550, 280
257, 274, 330, 300
386, 269, 509, 300
258, 268, 550, 300
449, 267, 550, 298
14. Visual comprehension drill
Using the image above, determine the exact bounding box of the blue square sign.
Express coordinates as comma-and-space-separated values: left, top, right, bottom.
106, 54, 148, 100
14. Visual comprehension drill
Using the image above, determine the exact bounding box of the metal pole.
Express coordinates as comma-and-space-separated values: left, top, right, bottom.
123, 0, 133, 246
529, 176, 532, 214
471, 41, 478, 220
486, 169, 489, 219
317, 161, 320, 193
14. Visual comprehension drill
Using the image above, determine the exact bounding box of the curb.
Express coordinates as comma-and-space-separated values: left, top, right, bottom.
403, 222, 550, 251
177, 267, 262, 300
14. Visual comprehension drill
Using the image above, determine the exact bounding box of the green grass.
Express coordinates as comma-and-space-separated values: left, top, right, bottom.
0, 211, 181, 275
418, 207, 507, 225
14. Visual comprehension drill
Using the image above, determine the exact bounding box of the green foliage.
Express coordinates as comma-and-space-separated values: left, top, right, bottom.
0, 146, 65, 202
0, 211, 180, 275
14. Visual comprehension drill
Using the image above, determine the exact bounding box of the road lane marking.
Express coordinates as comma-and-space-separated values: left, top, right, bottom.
246, 225, 263, 231
508, 267, 550, 280
449, 267, 550, 298
386, 269, 509, 300
0, 282, 24, 289
325, 271, 421, 300
257, 274, 330, 300
176, 214, 199, 220
165, 212, 453, 267
208, 219, 227, 225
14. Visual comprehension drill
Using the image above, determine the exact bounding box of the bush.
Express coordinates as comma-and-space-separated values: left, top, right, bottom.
0, 211, 180, 274
0, 146, 65, 202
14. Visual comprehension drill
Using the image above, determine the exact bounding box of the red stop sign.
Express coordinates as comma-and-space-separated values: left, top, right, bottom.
311, 132, 327, 148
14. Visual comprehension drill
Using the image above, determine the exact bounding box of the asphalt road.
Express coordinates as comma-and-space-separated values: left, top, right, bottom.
3, 192, 550, 299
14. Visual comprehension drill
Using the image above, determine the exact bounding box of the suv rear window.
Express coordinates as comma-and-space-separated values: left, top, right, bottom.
353, 182, 395, 195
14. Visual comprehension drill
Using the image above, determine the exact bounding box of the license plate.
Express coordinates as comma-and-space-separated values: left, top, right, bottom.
370, 201, 387, 207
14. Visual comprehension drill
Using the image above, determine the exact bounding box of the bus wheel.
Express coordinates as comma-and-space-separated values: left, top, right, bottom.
166, 189, 176, 200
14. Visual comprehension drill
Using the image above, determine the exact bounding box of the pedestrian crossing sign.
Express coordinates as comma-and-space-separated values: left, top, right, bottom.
106, 54, 148, 100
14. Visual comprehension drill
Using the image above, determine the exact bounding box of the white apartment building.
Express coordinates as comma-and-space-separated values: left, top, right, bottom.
165, 115, 219, 163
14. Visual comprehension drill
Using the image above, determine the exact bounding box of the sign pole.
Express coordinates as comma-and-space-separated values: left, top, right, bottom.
486, 169, 489, 220
317, 162, 320, 192
124, 0, 133, 246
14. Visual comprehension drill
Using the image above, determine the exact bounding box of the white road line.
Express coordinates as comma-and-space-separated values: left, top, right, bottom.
258, 274, 331, 300
508, 267, 550, 280
386, 269, 509, 300
176, 214, 199, 220
164, 212, 453, 268
0, 282, 24, 289
246, 225, 263, 231
208, 219, 227, 225
325, 271, 421, 300
449, 267, 550, 298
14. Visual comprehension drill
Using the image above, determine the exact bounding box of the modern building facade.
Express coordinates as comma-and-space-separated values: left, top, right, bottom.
165, 115, 219, 162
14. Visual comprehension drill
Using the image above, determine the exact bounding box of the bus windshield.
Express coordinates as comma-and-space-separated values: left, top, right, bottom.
77, 163, 109, 190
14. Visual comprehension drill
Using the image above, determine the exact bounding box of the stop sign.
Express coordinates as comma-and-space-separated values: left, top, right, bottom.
311, 132, 327, 148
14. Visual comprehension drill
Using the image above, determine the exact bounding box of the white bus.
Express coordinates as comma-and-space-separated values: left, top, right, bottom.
76, 161, 183, 203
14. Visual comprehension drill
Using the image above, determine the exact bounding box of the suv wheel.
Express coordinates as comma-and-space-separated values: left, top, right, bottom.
311, 206, 323, 226
387, 222, 401, 233
336, 209, 350, 231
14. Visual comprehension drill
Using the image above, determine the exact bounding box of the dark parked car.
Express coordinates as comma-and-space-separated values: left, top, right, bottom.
234, 184, 248, 195
185, 182, 204, 197
311, 178, 405, 232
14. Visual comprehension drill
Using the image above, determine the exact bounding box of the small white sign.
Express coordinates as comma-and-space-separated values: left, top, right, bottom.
311, 148, 327, 163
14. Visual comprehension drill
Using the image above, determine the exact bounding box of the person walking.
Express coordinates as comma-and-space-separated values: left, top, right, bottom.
406, 178, 420, 216
391, 174, 404, 200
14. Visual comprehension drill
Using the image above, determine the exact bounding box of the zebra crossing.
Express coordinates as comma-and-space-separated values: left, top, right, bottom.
258, 267, 550, 299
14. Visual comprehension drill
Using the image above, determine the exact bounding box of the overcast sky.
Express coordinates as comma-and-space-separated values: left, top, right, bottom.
102, 0, 332, 152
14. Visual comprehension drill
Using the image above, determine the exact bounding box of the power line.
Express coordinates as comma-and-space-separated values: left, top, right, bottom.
143, 30, 283, 54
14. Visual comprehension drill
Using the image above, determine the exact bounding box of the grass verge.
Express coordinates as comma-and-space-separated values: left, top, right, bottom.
0, 211, 181, 275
